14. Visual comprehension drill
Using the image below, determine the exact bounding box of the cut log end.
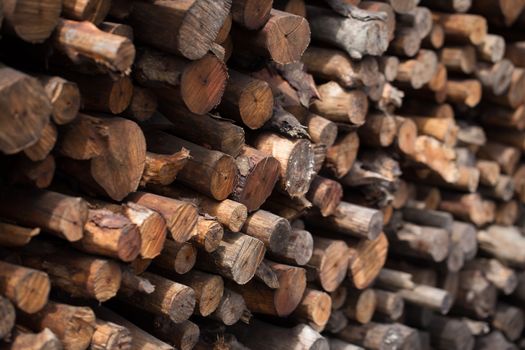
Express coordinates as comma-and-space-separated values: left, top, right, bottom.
266, 10, 310, 64
239, 80, 274, 129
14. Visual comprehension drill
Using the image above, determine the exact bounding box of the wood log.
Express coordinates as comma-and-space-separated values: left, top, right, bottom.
99, 21, 134, 40
118, 272, 195, 324
422, 0, 471, 13
479, 174, 515, 201
347, 233, 388, 289
423, 22, 444, 49
91, 319, 132, 350
196, 231, 265, 285
329, 338, 363, 350
395, 58, 426, 89
230, 320, 328, 350
232, 9, 310, 64
476, 331, 517, 350
22, 121, 57, 162
0, 261, 49, 314
231, 146, 280, 212
231, 262, 307, 317
129, 0, 230, 60
376, 268, 415, 290
307, 201, 383, 240
153, 240, 197, 275
325, 132, 360, 178
330, 285, 347, 310
454, 269, 497, 318
476, 34, 505, 63
432, 12, 487, 45
337, 322, 417, 350
439, 192, 492, 226
446, 79, 482, 107
140, 150, 189, 187
389, 27, 421, 57
325, 310, 348, 334
399, 285, 452, 314
306, 5, 389, 59
53, 19, 135, 74
357, 113, 397, 148
427, 316, 474, 350
133, 49, 227, 115
76, 208, 141, 262
122, 86, 157, 122
145, 130, 237, 201
0, 188, 88, 242
19, 242, 121, 302
146, 318, 199, 350
291, 288, 332, 330
477, 225, 525, 268
306, 176, 343, 217
147, 185, 247, 232
450, 221, 478, 261
62, 0, 110, 24
254, 259, 280, 289
373, 289, 404, 321
0, 65, 52, 154
3, 327, 61, 350
344, 289, 377, 324
308, 237, 349, 292
158, 102, 245, 157
127, 191, 198, 243
486, 68, 525, 109
95, 307, 174, 350
190, 216, 223, 253
476, 60, 514, 96
305, 114, 338, 148
2, 0, 61, 43
119, 265, 155, 295
253, 132, 315, 197
0, 222, 39, 247
495, 200, 518, 226
210, 288, 249, 326
267, 228, 314, 266
491, 303, 524, 341
217, 70, 273, 130
242, 210, 290, 253
311, 82, 368, 125
478, 141, 521, 175
476, 160, 501, 186
8, 154, 55, 189
440, 46, 476, 75
358, 2, 396, 41
36, 76, 80, 125
20, 301, 96, 350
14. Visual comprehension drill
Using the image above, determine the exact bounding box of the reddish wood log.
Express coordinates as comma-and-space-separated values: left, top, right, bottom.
2, 0, 61, 43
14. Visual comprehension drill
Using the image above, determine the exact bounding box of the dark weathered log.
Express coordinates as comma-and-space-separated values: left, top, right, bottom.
427, 316, 474, 350
454, 269, 497, 319
476, 331, 517, 350
373, 289, 404, 321
242, 210, 290, 253
210, 288, 249, 326
122, 86, 157, 122
344, 289, 377, 324
153, 240, 197, 275
8, 154, 55, 189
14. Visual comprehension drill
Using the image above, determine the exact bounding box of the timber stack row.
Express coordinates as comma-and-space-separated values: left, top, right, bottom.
1, 0, 525, 349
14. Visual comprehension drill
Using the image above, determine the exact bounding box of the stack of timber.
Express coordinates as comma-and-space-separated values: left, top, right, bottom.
2, 0, 525, 349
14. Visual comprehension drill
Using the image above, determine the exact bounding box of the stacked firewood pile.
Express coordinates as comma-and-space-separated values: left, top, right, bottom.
2, 0, 525, 349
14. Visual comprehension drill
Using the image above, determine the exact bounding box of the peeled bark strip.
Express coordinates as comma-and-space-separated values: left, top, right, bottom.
53, 19, 135, 74
145, 130, 237, 201
118, 272, 195, 324
134, 49, 228, 115
20, 243, 121, 302
253, 132, 315, 197
153, 240, 197, 275
231, 262, 307, 317
129, 0, 230, 60
291, 288, 332, 330
140, 150, 190, 187
0, 65, 52, 154
196, 231, 265, 285
232, 9, 310, 64
147, 185, 247, 232
306, 176, 343, 217
2, 0, 61, 43
122, 86, 157, 122
307, 201, 383, 240
0, 261, 50, 314
268, 228, 314, 266
77, 208, 141, 262
36, 75, 80, 125
344, 289, 377, 324
210, 288, 248, 326
0, 188, 88, 242
309, 237, 349, 292
230, 320, 328, 350
311, 82, 368, 125
5, 328, 61, 350
20, 302, 96, 350
217, 70, 274, 130
127, 192, 198, 243
347, 233, 388, 289
91, 319, 132, 350
159, 102, 245, 157
232, 146, 280, 212
306, 5, 389, 59
242, 210, 291, 253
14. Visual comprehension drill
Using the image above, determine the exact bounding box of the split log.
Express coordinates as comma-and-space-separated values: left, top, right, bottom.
311, 82, 368, 125
145, 130, 237, 201
19, 243, 121, 302
158, 102, 245, 157
0, 65, 52, 154
147, 185, 247, 232
153, 240, 197, 275
232, 9, 310, 64
2, 0, 61, 43
306, 5, 389, 59
344, 289, 377, 324
210, 288, 249, 326
217, 70, 274, 130
127, 191, 198, 243
140, 150, 190, 187
196, 231, 265, 285
253, 132, 315, 197
91, 319, 132, 350
0, 261, 50, 314
118, 272, 195, 324
129, 0, 231, 60
0, 188, 88, 242
36, 76, 80, 125
53, 19, 134, 75
231, 146, 280, 212
133, 49, 227, 115
20, 302, 96, 350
